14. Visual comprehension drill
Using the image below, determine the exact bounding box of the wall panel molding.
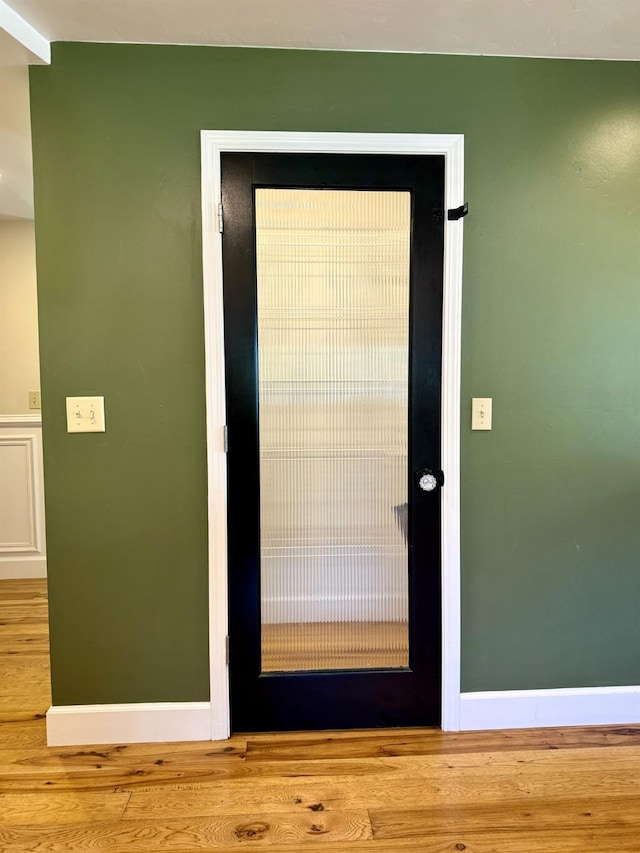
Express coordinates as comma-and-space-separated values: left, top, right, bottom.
0, 415, 46, 578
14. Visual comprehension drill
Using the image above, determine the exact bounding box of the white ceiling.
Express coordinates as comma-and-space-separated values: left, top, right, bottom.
1, 0, 640, 219
5, 0, 640, 60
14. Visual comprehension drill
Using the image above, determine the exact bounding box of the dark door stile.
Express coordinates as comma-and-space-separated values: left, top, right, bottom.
222, 152, 445, 732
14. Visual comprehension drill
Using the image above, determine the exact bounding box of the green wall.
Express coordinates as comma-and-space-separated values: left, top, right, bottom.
30, 44, 640, 705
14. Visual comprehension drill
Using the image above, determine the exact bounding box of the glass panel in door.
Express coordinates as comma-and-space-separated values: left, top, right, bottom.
255, 188, 411, 672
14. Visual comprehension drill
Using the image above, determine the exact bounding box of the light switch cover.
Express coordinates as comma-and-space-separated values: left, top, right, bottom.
471, 397, 492, 431
66, 396, 106, 433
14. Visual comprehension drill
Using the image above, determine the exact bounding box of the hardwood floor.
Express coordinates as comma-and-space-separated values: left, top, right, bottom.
2, 578, 640, 851
261, 621, 408, 671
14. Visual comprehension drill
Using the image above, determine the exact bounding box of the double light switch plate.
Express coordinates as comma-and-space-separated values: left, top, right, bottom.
66, 396, 106, 432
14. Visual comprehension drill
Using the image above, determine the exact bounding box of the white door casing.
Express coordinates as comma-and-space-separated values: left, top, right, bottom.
201, 131, 464, 739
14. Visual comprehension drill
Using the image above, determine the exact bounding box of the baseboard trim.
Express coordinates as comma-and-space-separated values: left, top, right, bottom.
46, 689, 640, 745
460, 686, 640, 731
46, 701, 212, 746
0, 557, 46, 579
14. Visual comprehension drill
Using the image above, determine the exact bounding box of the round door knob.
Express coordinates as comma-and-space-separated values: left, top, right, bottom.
414, 467, 444, 492
418, 472, 438, 492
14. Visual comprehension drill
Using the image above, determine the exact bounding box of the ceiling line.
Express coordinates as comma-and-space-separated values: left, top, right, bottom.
44, 38, 640, 63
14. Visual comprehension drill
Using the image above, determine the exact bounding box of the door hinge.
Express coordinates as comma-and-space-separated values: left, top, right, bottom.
225, 636, 230, 665
435, 202, 469, 223
223, 425, 229, 453
447, 202, 469, 221
217, 202, 224, 234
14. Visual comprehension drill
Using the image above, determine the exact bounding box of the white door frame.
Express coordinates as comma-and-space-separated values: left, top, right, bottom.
201, 130, 464, 739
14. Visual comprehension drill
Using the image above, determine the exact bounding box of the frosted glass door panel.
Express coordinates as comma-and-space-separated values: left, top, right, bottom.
256, 188, 410, 672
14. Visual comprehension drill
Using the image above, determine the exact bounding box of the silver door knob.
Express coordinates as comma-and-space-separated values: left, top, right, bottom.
414, 467, 444, 492
418, 472, 438, 492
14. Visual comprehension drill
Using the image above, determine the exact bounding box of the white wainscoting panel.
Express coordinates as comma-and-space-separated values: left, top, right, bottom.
0, 415, 46, 578
460, 686, 640, 731
47, 702, 212, 746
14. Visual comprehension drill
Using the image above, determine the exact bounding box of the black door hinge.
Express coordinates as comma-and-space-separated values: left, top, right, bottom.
447, 202, 469, 221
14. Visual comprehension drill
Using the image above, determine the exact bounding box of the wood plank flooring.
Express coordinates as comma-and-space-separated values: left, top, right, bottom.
2, 578, 640, 851
261, 621, 408, 671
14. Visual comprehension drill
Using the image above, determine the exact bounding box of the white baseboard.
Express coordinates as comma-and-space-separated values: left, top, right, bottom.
45, 689, 640, 744
460, 686, 640, 731
0, 557, 46, 578
46, 701, 212, 746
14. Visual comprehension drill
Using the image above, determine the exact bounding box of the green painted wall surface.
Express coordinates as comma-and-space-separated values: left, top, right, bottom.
30, 44, 640, 704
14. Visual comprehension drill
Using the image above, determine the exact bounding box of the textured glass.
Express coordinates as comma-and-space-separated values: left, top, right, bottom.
256, 188, 410, 672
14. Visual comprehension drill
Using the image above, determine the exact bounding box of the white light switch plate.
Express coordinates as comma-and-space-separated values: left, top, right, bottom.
66, 396, 106, 433
471, 397, 492, 430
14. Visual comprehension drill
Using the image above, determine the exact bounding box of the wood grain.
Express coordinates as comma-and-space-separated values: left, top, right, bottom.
0, 637, 51, 654
3, 577, 640, 851
0, 792, 131, 825
370, 795, 640, 839
0, 811, 372, 851
244, 724, 640, 761
0, 719, 48, 750
123, 764, 640, 818
261, 622, 407, 671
